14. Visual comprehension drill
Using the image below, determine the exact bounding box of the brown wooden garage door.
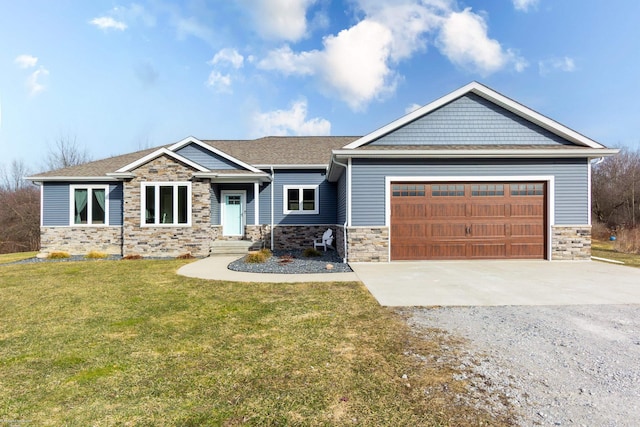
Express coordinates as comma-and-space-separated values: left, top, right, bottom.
391, 182, 546, 260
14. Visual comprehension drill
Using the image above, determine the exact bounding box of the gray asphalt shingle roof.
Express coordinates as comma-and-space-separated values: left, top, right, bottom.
29, 136, 360, 179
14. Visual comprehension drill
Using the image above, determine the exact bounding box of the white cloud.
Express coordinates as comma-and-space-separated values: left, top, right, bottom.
26, 67, 49, 96
206, 71, 233, 93
176, 17, 213, 43
240, 0, 316, 42
437, 8, 525, 76
318, 20, 396, 110
257, 1, 525, 110
14, 54, 38, 69
513, 0, 539, 12
539, 56, 576, 75
89, 16, 127, 31
251, 99, 331, 137
258, 45, 317, 75
405, 103, 422, 114
210, 48, 244, 69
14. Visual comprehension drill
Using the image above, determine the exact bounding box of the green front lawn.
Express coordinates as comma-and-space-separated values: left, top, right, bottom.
592, 240, 640, 268
0, 251, 37, 264
0, 259, 506, 426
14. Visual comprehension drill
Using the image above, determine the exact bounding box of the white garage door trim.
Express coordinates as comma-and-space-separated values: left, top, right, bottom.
384, 175, 555, 261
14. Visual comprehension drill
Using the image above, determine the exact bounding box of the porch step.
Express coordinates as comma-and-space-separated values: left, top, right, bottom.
210, 240, 263, 255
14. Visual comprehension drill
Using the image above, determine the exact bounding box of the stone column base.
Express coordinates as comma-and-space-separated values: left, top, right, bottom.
551, 225, 591, 260
346, 226, 389, 262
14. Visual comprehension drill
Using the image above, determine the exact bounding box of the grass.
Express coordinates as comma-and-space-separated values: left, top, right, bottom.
0, 259, 511, 426
592, 239, 640, 268
0, 251, 37, 264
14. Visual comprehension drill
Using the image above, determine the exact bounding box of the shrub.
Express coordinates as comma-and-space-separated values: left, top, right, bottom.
591, 221, 612, 241
122, 254, 143, 260
278, 254, 295, 264
176, 253, 195, 260
614, 228, 640, 254
303, 248, 322, 258
245, 248, 272, 264
85, 251, 107, 259
48, 251, 70, 259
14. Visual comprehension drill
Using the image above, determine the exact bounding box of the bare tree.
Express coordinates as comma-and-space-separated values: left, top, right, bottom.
592, 146, 640, 228
0, 159, 31, 191
0, 159, 40, 253
45, 133, 91, 170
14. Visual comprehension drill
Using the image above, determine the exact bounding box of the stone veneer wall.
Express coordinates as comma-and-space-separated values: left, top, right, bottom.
40, 227, 122, 255
551, 225, 591, 260
122, 155, 214, 257
346, 226, 389, 262
335, 225, 346, 260
260, 225, 337, 251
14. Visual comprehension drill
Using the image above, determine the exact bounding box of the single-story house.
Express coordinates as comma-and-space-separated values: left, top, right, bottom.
27, 82, 617, 262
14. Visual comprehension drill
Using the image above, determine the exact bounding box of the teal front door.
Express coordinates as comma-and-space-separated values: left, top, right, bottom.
222, 193, 244, 236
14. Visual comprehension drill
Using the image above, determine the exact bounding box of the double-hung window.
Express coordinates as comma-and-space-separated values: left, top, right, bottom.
141, 182, 191, 226
283, 185, 319, 215
70, 185, 108, 226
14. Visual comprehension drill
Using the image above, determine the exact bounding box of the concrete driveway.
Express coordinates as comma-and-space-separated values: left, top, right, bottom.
350, 260, 640, 306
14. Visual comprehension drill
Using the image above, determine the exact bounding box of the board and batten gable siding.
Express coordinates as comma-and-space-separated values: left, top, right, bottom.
370, 93, 573, 146
259, 169, 337, 225
42, 182, 123, 226
175, 143, 246, 170
350, 158, 589, 226
211, 183, 255, 225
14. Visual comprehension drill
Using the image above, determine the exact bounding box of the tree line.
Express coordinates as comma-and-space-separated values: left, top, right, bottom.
1, 139, 639, 254
592, 146, 640, 230
0, 137, 90, 253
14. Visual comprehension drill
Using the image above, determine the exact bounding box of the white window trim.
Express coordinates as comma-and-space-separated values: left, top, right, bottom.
69, 184, 110, 227
140, 182, 192, 227
283, 185, 319, 215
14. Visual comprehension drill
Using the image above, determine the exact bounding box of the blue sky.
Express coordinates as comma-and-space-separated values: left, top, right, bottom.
1, 0, 640, 173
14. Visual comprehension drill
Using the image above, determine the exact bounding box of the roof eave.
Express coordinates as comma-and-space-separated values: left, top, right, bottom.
332, 148, 620, 160
25, 176, 120, 183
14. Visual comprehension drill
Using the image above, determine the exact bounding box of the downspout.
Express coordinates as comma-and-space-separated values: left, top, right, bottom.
332, 158, 349, 264
270, 166, 275, 251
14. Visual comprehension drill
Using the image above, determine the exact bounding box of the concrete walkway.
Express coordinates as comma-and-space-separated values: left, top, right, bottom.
177, 255, 359, 283
350, 260, 640, 306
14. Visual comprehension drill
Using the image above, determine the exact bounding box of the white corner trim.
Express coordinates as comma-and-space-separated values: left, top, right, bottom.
587, 162, 592, 226
343, 82, 604, 150
168, 136, 264, 174
347, 157, 352, 227
116, 147, 209, 173
254, 182, 260, 226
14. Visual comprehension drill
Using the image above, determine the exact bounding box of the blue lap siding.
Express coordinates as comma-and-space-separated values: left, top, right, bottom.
350, 158, 589, 226
42, 182, 123, 226
259, 169, 336, 225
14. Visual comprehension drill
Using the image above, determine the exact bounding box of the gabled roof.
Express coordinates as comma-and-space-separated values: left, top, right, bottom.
115, 147, 209, 174
343, 81, 605, 150
26, 136, 359, 181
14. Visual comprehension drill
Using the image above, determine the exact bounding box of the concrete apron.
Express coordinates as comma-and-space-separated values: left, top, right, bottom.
349, 260, 640, 307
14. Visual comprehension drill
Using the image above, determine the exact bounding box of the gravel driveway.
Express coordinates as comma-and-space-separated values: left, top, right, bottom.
403, 305, 640, 426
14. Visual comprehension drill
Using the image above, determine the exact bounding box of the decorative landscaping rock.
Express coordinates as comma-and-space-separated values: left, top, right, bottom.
228, 249, 352, 274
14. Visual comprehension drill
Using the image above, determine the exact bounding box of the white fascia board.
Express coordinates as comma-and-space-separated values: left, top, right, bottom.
168, 136, 263, 174
193, 172, 271, 183
253, 164, 328, 169
332, 148, 619, 159
25, 176, 119, 183
115, 147, 209, 173
343, 81, 605, 149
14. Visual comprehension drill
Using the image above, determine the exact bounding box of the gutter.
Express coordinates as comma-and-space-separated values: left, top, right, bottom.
270, 166, 275, 251
332, 158, 349, 264
332, 148, 620, 159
